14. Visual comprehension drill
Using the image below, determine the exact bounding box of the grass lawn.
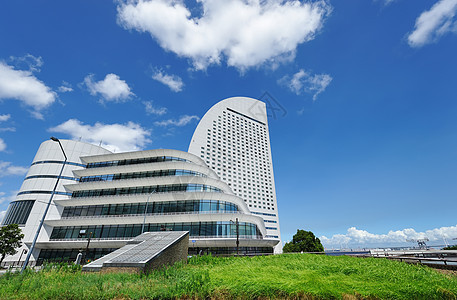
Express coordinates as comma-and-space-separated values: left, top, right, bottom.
1, 254, 456, 299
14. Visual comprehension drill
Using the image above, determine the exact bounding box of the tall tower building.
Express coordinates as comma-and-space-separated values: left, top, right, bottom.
189, 96, 281, 251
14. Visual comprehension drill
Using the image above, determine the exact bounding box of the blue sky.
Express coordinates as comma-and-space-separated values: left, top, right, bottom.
1, 0, 457, 248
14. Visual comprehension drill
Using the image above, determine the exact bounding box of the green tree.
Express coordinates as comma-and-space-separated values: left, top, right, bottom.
283, 229, 324, 253
0, 224, 24, 265
443, 245, 457, 250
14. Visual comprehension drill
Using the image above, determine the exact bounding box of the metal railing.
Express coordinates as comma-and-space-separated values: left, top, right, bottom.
49, 237, 130, 242
352, 251, 457, 268
49, 235, 262, 242
55, 190, 224, 201
189, 235, 263, 240
56, 210, 243, 220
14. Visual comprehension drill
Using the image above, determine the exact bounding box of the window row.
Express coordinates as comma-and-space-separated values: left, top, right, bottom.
38, 248, 117, 265
80, 169, 207, 182
50, 221, 262, 240
17, 190, 72, 196
72, 184, 223, 198
2, 200, 35, 226
31, 160, 86, 168
252, 211, 276, 217
86, 156, 190, 169
62, 200, 239, 218
38, 246, 273, 264
25, 175, 78, 181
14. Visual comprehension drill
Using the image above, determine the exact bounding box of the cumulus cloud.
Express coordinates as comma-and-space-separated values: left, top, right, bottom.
152, 69, 184, 92
58, 81, 73, 93
408, 0, 457, 47
117, 0, 331, 70
143, 101, 167, 115
320, 225, 457, 247
0, 161, 28, 176
49, 119, 151, 152
84, 73, 134, 102
0, 62, 56, 114
154, 115, 200, 127
279, 69, 332, 100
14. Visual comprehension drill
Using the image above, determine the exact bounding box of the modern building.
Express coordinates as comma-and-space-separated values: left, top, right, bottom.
1, 139, 277, 266
188, 96, 282, 252
1, 139, 111, 265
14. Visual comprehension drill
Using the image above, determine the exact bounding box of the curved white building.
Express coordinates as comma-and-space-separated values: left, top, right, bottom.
1, 140, 110, 264
188, 96, 282, 252
2, 141, 277, 266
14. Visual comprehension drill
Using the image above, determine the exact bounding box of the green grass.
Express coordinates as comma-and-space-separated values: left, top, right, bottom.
1, 254, 457, 299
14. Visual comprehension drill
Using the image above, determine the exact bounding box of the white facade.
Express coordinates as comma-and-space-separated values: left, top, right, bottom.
2, 141, 277, 265
1, 140, 110, 265
188, 96, 282, 252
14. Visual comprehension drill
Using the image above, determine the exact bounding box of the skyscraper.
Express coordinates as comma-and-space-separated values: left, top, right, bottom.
188, 96, 282, 251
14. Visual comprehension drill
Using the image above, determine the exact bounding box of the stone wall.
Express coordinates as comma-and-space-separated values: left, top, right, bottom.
143, 233, 189, 274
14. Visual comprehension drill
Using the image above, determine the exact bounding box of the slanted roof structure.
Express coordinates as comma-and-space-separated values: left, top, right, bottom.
83, 231, 189, 273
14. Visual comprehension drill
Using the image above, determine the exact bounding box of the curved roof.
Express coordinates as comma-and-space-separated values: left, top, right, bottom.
189, 96, 267, 153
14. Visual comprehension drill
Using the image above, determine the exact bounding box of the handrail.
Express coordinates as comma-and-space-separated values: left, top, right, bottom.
191, 235, 264, 240
53, 211, 244, 220
353, 252, 457, 267
49, 237, 130, 242
58, 190, 224, 200
48, 235, 263, 241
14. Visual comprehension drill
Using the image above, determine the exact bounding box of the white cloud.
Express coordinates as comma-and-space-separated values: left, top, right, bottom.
0, 161, 28, 176
320, 225, 457, 247
84, 73, 134, 102
58, 81, 73, 93
0, 190, 18, 206
0, 127, 15, 132
152, 69, 184, 92
279, 69, 332, 100
0, 115, 14, 135
143, 101, 167, 115
9, 54, 43, 72
154, 115, 200, 127
0, 114, 10, 122
408, 0, 457, 47
0, 62, 56, 114
30, 111, 45, 120
0, 138, 6, 152
49, 119, 151, 153
117, 0, 331, 70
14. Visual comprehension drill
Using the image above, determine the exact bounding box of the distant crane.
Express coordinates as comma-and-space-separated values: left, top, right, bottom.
407, 238, 429, 249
